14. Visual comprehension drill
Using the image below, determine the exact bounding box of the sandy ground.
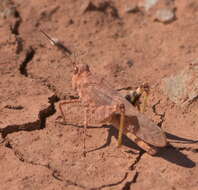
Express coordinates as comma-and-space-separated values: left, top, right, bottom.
0, 0, 198, 189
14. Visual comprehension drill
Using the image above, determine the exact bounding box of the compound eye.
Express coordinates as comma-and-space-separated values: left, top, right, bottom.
73, 66, 78, 74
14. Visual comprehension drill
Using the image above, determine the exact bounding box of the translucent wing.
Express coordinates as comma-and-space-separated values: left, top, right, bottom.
81, 73, 167, 147
80, 74, 120, 106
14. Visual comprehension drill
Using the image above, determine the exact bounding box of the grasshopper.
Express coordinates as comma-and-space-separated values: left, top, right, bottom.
41, 30, 167, 156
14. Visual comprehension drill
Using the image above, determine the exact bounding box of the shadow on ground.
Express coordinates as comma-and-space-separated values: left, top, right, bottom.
66, 124, 197, 168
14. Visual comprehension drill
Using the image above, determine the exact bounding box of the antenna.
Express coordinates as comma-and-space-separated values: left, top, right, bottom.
40, 29, 75, 66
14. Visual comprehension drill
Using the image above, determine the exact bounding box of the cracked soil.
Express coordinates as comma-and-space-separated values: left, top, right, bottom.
0, 0, 198, 190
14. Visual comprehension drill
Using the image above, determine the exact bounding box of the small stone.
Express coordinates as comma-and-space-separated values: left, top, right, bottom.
126, 59, 134, 68
191, 58, 198, 66
125, 5, 139, 13
66, 18, 74, 27
80, 0, 92, 14
68, 19, 74, 25
0, 7, 16, 19
142, 0, 159, 11
155, 8, 175, 23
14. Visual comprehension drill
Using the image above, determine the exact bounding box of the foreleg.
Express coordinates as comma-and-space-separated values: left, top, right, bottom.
59, 99, 81, 123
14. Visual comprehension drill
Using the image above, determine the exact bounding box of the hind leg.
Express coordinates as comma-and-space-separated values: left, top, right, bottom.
117, 104, 125, 147
126, 133, 157, 155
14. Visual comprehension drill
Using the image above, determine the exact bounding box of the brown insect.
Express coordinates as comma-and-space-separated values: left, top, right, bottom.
41, 30, 167, 156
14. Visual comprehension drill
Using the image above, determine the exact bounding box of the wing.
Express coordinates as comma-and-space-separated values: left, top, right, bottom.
131, 114, 167, 147
82, 73, 167, 147
81, 73, 127, 106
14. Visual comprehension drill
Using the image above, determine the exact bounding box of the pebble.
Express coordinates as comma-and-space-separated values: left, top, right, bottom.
0, 7, 16, 19
143, 0, 159, 11
154, 8, 175, 23
125, 5, 139, 14
126, 59, 134, 68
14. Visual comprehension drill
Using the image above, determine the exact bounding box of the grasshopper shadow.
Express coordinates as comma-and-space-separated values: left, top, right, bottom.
155, 144, 196, 168
165, 132, 198, 144
63, 123, 141, 154
87, 126, 145, 154
87, 115, 142, 154
61, 122, 196, 168
154, 132, 197, 168
88, 127, 196, 168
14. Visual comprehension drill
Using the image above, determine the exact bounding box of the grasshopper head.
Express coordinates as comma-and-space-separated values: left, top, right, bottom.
73, 64, 90, 75
72, 64, 90, 90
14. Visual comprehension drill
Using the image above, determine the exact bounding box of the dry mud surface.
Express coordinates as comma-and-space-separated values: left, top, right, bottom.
0, 0, 198, 189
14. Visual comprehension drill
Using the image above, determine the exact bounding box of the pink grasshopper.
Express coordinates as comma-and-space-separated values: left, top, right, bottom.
41, 30, 167, 156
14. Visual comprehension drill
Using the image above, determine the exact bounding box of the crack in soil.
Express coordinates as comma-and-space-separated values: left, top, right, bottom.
16, 36, 24, 54
53, 171, 128, 190
4, 105, 24, 110
10, 10, 21, 35
117, 151, 143, 189
4, 0, 24, 54
3, 4, 144, 188
2, 91, 131, 189
3, 137, 128, 190
19, 46, 35, 77
122, 171, 139, 190
18, 48, 59, 94
129, 151, 144, 170
0, 95, 58, 138
7, 1, 23, 53
8, 1, 22, 35
152, 100, 165, 128
29, 75, 58, 93
152, 101, 198, 152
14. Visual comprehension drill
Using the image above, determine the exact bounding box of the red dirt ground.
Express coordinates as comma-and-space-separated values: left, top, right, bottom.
0, 0, 197, 189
